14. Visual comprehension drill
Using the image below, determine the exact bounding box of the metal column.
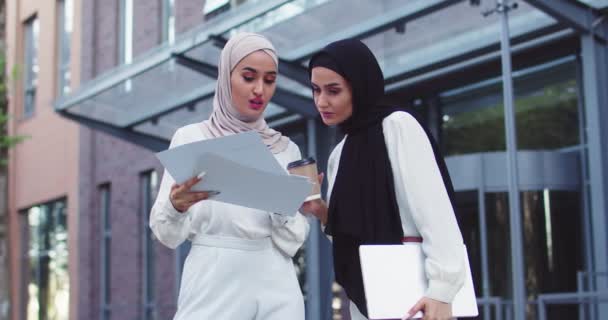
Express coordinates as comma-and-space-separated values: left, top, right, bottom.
576, 54, 597, 320
305, 119, 321, 320
497, 1, 527, 319
477, 155, 492, 319
580, 30, 608, 318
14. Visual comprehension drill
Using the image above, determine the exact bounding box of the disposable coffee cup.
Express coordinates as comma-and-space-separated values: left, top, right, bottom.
287, 157, 321, 202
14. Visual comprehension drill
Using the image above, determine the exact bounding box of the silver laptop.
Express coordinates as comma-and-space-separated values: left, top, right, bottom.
359, 244, 478, 319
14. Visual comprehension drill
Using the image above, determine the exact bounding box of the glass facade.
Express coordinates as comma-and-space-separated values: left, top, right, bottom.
440, 58, 585, 319
21, 200, 69, 320
441, 58, 579, 155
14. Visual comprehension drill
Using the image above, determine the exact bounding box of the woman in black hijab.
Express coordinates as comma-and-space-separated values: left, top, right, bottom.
302, 39, 465, 320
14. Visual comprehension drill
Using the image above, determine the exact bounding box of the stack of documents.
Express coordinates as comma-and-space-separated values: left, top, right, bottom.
155, 132, 311, 215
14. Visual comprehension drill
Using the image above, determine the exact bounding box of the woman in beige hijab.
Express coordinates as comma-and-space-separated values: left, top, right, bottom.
150, 33, 308, 320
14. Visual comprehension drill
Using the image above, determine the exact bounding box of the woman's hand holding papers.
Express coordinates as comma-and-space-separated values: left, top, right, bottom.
170, 173, 219, 213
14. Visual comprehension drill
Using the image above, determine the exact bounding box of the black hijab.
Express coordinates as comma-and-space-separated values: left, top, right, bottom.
309, 39, 457, 317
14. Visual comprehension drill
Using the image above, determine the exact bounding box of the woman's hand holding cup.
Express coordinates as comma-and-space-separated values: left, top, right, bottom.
299, 173, 328, 224
287, 158, 328, 223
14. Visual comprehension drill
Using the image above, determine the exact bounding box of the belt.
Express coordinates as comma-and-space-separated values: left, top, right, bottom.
402, 236, 423, 243
191, 235, 272, 251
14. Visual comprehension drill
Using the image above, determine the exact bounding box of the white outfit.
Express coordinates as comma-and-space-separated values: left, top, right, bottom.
326, 111, 466, 320
150, 124, 309, 320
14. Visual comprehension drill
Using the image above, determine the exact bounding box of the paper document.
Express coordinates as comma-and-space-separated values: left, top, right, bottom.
359, 244, 478, 319
155, 132, 311, 215
156, 131, 286, 183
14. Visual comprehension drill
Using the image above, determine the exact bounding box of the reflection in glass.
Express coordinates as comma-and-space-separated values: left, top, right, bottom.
454, 191, 582, 320
100, 185, 112, 320
442, 59, 583, 319
228, 0, 330, 36
442, 59, 579, 156
24, 200, 69, 320
24, 17, 40, 116
485, 192, 513, 300
57, 0, 73, 96
142, 170, 159, 320
521, 190, 582, 319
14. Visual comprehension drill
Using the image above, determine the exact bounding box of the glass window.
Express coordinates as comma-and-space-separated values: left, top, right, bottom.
19, 212, 30, 320
100, 185, 111, 320
440, 57, 584, 319
57, 0, 73, 96
120, 0, 134, 91
441, 58, 579, 156
203, 0, 230, 20
162, 0, 176, 44
119, 0, 133, 65
23, 16, 39, 117
480, 190, 583, 319
141, 171, 158, 320
521, 190, 582, 319
22, 199, 69, 320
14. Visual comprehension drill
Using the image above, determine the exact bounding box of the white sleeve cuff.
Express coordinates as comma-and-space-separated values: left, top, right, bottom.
271, 212, 292, 226
270, 212, 309, 257
425, 279, 462, 303
162, 199, 188, 221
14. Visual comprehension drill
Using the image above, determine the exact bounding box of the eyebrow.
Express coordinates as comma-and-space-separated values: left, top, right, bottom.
311, 82, 341, 88
242, 67, 277, 75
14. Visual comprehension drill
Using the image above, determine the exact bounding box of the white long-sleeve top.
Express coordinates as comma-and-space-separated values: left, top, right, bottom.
326, 111, 466, 303
149, 124, 310, 257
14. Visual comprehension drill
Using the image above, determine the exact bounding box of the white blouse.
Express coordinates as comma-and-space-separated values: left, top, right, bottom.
326, 111, 466, 303
149, 124, 310, 257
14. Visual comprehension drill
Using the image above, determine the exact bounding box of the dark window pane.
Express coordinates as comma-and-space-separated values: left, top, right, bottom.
23, 200, 69, 320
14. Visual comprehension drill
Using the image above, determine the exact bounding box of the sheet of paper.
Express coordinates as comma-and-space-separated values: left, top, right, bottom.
155, 131, 286, 185
359, 244, 478, 319
188, 152, 311, 215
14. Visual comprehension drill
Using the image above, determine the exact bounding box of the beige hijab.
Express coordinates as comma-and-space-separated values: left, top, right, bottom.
199, 32, 290, 154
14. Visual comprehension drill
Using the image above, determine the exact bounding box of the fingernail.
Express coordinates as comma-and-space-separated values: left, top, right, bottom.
197, 171, 207, 179
401, 313, 411, 320
207, 191, 220, 197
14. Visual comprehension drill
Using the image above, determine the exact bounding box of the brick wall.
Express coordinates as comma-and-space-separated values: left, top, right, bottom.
78, 1, 207, 319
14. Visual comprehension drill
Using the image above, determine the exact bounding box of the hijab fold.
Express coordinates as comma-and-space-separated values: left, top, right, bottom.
309, 39, 457, 317
200, 32, 289, 154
